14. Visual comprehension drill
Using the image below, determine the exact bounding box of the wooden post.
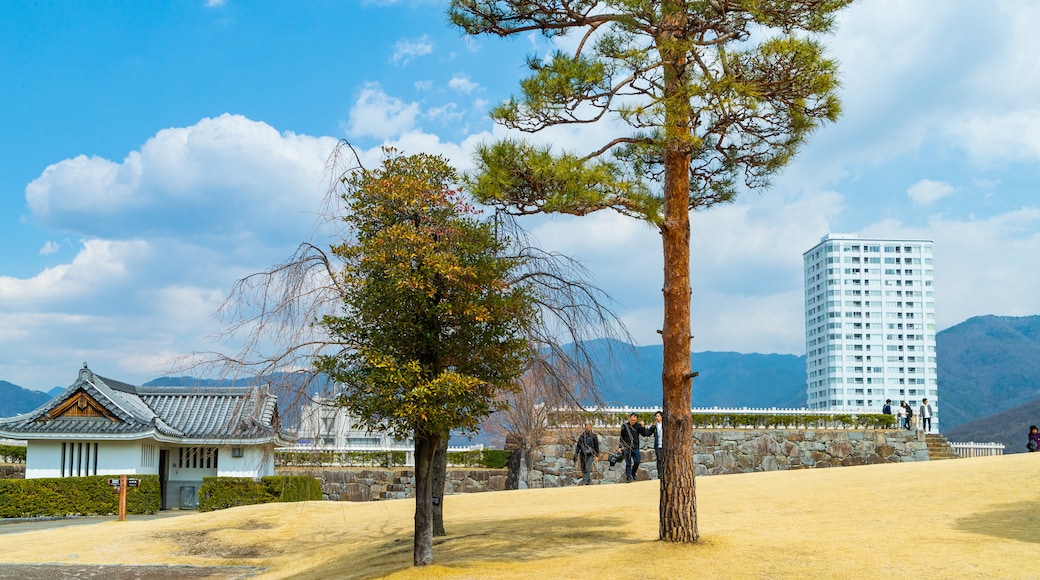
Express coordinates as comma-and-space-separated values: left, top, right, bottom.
118, 474, 127, 521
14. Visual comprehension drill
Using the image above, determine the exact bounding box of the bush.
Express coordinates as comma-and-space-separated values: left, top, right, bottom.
198, 475, 322, 512
275, 450, 407, 467
0, 475, 160, 518
480, 449, 511, 469
0, 445, 26, 463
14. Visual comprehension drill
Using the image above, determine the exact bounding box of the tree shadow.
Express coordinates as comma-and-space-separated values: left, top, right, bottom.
954, 500, 1040, 544
292, 514, 648, 579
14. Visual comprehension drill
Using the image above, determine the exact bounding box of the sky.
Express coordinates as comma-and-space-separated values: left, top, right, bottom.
2, 1, 1039, 391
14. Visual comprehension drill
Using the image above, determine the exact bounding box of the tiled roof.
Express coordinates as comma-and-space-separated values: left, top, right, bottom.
0, 365, 280, 443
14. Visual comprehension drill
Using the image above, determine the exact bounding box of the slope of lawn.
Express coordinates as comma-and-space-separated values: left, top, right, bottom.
2, 453, 1037, 579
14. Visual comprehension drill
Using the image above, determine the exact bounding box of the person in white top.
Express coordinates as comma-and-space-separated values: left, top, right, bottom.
919, 398, 933, 432
652, 411, 664, 479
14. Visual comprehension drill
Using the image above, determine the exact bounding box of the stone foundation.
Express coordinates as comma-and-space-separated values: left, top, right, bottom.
278, 468, 508, 501
517, 428, 929, 489
0, 464, 25, 479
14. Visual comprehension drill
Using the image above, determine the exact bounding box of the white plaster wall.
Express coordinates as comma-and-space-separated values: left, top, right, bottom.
96, 441, 151, 476
217, 446, 275, 478
25, 441, 62, 478
25, 440, 156, 478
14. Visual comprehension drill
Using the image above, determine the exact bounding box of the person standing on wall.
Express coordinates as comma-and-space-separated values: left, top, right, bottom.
919, 398, 933, 433
574, 423, 600, 485
617, 413, 651, 483
651, 411, 664, 480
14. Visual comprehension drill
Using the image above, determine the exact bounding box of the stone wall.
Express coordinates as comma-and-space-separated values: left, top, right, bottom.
0, 464, 25, 479
278, 468, 508, 502
276, 428, 930, 498
518, 428, 929, 489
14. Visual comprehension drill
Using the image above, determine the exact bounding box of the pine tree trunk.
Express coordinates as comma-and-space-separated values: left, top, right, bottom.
432, 433, 448, 536
413, 432, 441, 566
657, 0, 699, 543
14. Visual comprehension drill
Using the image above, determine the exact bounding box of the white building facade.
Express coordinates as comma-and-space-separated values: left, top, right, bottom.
803, 234, 939, 429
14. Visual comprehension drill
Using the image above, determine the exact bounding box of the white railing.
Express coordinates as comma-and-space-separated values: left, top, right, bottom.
586, 405, 882, 416
949, 441, 1005, 458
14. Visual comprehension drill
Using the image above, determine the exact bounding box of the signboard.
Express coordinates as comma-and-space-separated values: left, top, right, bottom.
109, 478, 121, 487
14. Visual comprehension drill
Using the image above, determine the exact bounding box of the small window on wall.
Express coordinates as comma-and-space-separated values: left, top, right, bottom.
60, 442, 98, 477
177, 446, 219, 469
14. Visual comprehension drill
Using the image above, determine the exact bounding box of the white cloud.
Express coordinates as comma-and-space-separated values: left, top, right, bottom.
391, 35, 434, 65
907, 179, 955, 206
204, 0, 225, 7
345, 83, 421, 140
448, 74, 480, 94
946, 110, 1040, 164
25, 114, 338, 242
39, 241, 60, 255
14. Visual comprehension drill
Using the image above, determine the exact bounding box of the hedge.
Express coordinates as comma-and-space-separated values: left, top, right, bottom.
0, 474, 160, 518
276, 450, 408, 467
444, 449, 512, 468
0, 444, 27, 463
198, 475, 322, 512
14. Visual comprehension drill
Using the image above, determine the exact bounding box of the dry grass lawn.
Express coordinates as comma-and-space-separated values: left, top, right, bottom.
3, 453, 1039, 579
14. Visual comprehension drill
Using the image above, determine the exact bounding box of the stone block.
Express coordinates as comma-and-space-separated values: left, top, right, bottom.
748, 434, 782, 456
761, 456, 779, 471
782, 440, 801, 458
826, 440, 853, 459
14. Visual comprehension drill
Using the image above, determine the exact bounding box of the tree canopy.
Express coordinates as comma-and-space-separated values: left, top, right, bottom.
449, 0, 853, 542
316, 149, 536, 565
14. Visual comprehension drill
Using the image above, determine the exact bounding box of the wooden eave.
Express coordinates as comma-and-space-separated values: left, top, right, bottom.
42, 390, 122, 422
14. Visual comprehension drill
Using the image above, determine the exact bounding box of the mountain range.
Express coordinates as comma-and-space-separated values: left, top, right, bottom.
4, 315, 1039, 451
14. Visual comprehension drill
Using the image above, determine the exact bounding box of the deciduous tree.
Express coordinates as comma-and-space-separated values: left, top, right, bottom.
315, 149, 534, 566
449, 0, 852, 542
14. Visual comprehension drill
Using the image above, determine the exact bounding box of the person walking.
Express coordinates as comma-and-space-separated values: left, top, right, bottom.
882, 399, 892, 415
1028, 425, 1040, 452
651, 411, 664, 479
919, 398, 933, 432
617, 413, 651, 483
574, 423, 600, 485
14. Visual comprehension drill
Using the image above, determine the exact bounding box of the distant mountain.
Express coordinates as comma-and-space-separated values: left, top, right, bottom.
572, 338, 807, 409
5, 315, 1039, 432
943, 393, 1040, 454
0, 380, 52, 418
936, 315, 1040, 430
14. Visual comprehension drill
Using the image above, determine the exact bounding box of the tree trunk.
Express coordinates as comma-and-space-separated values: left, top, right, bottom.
657, 0, 699, 543
413, 431, 441, 566
431, 433, 448, 536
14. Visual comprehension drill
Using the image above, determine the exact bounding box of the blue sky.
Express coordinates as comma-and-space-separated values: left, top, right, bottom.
3, 1, 1039, 390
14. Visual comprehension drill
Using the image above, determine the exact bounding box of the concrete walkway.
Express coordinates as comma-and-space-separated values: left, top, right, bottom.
0, 510, 195, 535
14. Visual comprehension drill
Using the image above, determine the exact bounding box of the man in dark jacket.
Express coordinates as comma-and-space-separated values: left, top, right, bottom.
574, 423, 599, 485
618, 413, 651, 483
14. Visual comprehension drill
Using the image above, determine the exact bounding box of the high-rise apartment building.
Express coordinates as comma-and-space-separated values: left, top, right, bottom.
803, 234, 939, 429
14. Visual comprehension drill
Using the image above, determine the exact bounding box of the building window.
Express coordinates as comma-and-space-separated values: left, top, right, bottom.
60, 442, 98, 477
178, 447, 219, 470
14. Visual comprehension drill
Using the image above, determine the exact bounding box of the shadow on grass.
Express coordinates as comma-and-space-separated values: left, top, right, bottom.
291, 514, 649, 580
954, 500, 1040, 544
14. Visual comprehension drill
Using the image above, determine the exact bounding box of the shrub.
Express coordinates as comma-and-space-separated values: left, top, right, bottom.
479, 449, 511, 469
0, 474, 160, 518
0, 445, 26, 463
198, 475, 322, 512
